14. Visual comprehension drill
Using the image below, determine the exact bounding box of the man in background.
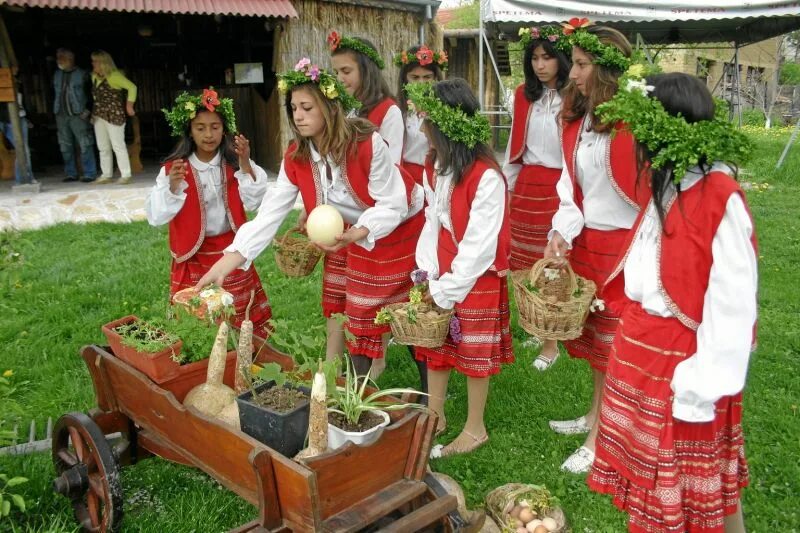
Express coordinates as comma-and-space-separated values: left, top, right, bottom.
53, 48, 97, 182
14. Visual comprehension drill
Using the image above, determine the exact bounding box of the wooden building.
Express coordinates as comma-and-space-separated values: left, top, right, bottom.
1, 0, 441, 173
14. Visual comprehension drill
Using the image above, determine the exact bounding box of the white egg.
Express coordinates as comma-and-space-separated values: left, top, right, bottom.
306, 205, 344, 246
525, 519, 543, 532
541, 517, 558, 531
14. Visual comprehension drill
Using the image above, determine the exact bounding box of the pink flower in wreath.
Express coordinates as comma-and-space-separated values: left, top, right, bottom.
416, 46, 434, 66
295, 57, 311, 71
530, 27, 540, 39
202, 88, 220, 112
548, 34, 558, 42
309, 65, 321, 81
437, 50, 448, 65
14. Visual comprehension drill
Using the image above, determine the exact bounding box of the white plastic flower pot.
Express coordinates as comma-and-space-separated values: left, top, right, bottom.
327, 409, 390, 450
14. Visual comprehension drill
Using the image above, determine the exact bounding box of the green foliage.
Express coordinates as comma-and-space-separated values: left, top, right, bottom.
0, 372, 25, 447
441, 1, 479, 29
0, 472, 28, 519
780, 62, 800, 85
277, 59, 361, 113
405, 82, 491, 149
742, 109, 767, 127
161, 88, 236, 138
328, 32, 386, 69
597, 65, 753, 182
555, 26, 631, 71
114, 318, 181, 355
266, 318, 326, 364
327, 357, 426, 426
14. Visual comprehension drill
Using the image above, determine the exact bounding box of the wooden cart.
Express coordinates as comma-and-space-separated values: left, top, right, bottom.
52, 343, 481, 532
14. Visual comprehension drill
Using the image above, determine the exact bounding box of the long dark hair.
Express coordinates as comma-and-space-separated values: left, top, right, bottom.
636, 72, 727, 227
522, 38, 570, 102
425, 78, 500, 185
397, 45, 445, 114
332, 38, 394, 117
162, 109, 238, 167
561, 26, 632, 133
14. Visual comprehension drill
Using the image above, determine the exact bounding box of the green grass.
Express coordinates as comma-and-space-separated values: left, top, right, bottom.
1, 129, 800, 531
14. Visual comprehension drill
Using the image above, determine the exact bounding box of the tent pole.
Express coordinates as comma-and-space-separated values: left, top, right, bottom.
776, 118, 800, 169
478, 0, 485, 111
636, 33, 654, 64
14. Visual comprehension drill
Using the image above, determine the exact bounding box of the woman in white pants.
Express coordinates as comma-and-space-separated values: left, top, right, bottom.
90, 50, 137, 184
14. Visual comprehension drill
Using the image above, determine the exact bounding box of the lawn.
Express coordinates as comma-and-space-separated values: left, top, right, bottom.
1, 128, 799, 532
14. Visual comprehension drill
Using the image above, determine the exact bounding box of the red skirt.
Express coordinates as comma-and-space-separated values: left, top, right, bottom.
322, 213, 424, 359
401, 161, 425, 186
564, 227, 628, 373
416, 227, 515, 378
509, 165, 561, 271
588, 302, 748, 533
170, 232, 272, 337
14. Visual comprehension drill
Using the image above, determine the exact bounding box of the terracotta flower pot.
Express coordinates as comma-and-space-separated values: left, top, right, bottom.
102, 315, 183, 383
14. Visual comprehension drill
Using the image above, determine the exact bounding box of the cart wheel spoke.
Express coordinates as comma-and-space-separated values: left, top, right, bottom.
57, 448, 79, 468
69, 427, 87, 462
88, 475, 107, 502
87, 490, 101, 527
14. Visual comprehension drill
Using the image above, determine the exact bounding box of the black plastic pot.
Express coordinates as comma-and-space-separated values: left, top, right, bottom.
236, 382, 311, 458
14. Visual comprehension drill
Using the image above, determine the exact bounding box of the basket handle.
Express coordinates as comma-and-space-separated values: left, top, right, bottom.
529, 257, 578, 292
275, 229, 305, 246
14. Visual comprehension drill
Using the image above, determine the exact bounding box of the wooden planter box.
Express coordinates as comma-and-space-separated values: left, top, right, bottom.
102, 315, 183, 383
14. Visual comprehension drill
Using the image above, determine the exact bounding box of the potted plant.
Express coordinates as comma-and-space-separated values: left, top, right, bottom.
327, 358, 426, 450
101, 315, 183, 383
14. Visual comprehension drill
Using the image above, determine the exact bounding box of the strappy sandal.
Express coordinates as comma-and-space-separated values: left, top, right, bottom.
430, 430, 489, 459
532, 349, 560, 371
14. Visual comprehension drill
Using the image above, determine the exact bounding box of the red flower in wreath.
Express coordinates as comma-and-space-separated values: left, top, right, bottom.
327, 31, 341, 51
202, 88, 220, 112
563, 17, 591, 35
416, 46, 434, 66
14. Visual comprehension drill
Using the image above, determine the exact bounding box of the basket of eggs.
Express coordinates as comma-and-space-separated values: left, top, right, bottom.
511, 257, 596, 341
485, 483, 566, 533
375, 280, 454, 349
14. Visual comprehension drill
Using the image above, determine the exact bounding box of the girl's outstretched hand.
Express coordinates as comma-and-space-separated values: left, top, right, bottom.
234, 134, 253, 177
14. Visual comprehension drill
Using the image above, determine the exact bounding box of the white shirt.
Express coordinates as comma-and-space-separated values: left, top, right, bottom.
379, 104, 404, 166
416, 165, 506, 309
145, 152, 268, 236
623, 164, 757, 423
502, 88, 563, 191
227, 132, 424, 269
403, 112, 429, 166
550, 116, 639, 246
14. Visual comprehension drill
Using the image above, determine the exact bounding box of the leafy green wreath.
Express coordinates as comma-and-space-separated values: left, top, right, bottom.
518, 25, 564, 49
277, 58, 361, 113
405, 82, 491, 149
553, 18, 631, 71
393, 45, 449, 70
596, 64, 753, 182
162, 88, 237, 138
327, 31, 385, 70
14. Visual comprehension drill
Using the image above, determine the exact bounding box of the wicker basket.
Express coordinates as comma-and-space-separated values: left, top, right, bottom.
511, 258, 596, 341
273, 231, 322, 278
485, 483, 567, 533
384, 302, 454, 348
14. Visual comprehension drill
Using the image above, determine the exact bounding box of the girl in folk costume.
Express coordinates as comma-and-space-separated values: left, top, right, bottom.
328, 31, 404, 165
588, 72, 756, 533
502, 25, 570, 370
408, 79, 514, 457
146, 88, 272, 335
395, 45, 448, 184
197, 59, 425, 379
544, 21, 650, 473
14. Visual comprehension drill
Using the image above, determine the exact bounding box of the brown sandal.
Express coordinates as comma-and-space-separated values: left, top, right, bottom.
430, 430, 489, 459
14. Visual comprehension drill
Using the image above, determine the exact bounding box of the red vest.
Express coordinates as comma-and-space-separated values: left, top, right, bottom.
167, 160, 247, 263
604, 171, 758, 337
283, 137, 414, 214
561, 118, 650, 211
425, 157, 511, 275
366, 97, 396, 127
507, 84, 533, 165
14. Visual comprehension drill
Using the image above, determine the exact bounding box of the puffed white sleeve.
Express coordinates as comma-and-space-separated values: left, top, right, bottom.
502, 136, 522, 193
671, 193, 758, 423
378, 104, 404, 166
414, 168, 440, 280
352, 133, 409, 251
428, 169, 506, 309
548, 162, 584, 247
145, 165, 188, 226
234, 159, 269, 211
225, 160, 300, 270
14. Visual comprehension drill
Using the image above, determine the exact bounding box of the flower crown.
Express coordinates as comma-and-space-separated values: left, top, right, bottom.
518, 25, 564, 49
405, 82, 491, 149
553, 18, 631, 71
162, 88, 236, 138
277, 58, 361, 113
394, 46, 449, 70
597, 64, 752, 183
327, 31, 385, 70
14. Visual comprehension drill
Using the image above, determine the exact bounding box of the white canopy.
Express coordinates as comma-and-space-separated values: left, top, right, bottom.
483, 0, 800, 45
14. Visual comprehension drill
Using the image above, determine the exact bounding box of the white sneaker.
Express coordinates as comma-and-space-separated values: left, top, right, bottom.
549, 415, 590, 435
560, 446, 595, 474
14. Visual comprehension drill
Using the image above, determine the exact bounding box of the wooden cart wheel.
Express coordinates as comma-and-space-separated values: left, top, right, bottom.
52, 412, 123, 533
